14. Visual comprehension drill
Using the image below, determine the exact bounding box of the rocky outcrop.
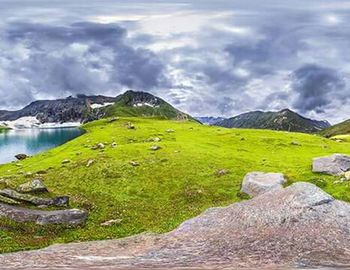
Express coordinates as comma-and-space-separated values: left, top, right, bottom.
0, 189, 69, 207
312, 154, 350, 175
241, 172, 286, 197
0, 203, 87, 225
1, 182, 350, 269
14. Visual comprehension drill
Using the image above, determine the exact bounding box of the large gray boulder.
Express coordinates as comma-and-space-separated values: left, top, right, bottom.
2, 182, 350, 269
312, 154, 350, 175
0, 203, 87, 225
241, 172, 286, 197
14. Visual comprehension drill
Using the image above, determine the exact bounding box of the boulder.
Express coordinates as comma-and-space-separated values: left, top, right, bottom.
241, 172, 286, 197
2, 183, 350, 269
312, 154, 350, 175
16, 179, 48, 193
0, 203, 87, 225
15, 154, 28, 161
61, 159, 71, 164
0, 189, 69, 207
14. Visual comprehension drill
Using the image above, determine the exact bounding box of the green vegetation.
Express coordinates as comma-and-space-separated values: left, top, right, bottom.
104, 90, 191, 120
320, 119, 350, 137
0, 126, 9, 132
1, 117, 350, 253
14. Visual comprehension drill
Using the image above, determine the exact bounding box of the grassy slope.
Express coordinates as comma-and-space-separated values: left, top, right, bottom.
320, 119, 350, 137
1, 118, 350, 253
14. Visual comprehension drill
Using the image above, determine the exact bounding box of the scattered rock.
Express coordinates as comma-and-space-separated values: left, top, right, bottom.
86, 159, 94, 167
100, 219, 122, 227
36, 170, 47, 175
127, 122, 135, 129
0, 203, 87, 225
111, 142, 117, 148
97, 143, 105, 149
166, 129, 174, 133
15, 154, 28, 161
129, 161, 140, 167
62, 159, 71, 165
241, 172, 286, 197
148, 137, 161, 142
312, 154, 350, 175
0, 189, 69, 207
107, 117, 119, 123
345, 171, 350, 180
216, 169, 229, 177
150, 145, 161, 151
291, 141, 301, 146
16, 179, 48, 193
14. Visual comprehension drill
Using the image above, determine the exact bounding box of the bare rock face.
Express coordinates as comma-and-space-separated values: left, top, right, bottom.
1, 182, 350, 269
313, 154, 350, 175
241, 172, 286, 197
0, 203, 87, 225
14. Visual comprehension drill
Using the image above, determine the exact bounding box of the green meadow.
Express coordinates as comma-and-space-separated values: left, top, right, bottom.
1, 117, 350, 253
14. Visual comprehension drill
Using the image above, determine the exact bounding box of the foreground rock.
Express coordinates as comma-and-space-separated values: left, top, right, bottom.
1, 182, 350, 269
16, 179, 48, 193
0, 189, 69, 207
313, 154, 350, 175
0, 203, 87, 225
241, 172, 286, 197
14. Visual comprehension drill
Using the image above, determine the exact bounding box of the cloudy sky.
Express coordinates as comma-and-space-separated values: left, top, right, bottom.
0, 0, 349, 123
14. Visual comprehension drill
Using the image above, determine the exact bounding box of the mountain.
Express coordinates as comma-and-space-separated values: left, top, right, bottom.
104, 90, 192, 120
196, 116, 226, 125
0, 91, 192, 128
215, 109, 330, 133
319, 119, 350, 138
0, 95, 116, 127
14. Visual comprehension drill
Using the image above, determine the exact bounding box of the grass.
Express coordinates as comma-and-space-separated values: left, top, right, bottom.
1, 117, 350, 253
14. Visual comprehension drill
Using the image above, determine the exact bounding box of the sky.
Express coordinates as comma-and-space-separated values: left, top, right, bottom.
0, 0, 349, 123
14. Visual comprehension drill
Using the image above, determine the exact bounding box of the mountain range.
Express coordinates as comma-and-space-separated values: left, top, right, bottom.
0, 91, 346, 135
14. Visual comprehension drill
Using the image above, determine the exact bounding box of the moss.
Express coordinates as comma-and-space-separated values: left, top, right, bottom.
0, 117, 350, 253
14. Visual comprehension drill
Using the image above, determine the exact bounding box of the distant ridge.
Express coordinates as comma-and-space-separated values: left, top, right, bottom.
320, 119, 350, 137
214, 109, 330, 133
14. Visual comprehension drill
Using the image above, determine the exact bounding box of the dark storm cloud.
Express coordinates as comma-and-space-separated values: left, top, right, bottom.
0, 21, 168, 109
292, 64, 347, 113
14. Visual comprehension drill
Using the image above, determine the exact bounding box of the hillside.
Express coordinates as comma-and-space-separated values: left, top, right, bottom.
320, 119, 350, 138
104, 90, 191, 120
0, 117, 349, 253
215, 109, 330, 133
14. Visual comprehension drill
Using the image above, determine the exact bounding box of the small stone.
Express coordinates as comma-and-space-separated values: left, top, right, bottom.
129, 161, 140, 167
62, 159, 71, 164
101, 219, 122, 227
97, 143, 105, 149
166, 129, 174, 133
344, 171, 350, 180
150, 145, 161, 151
291, 141, 301, 146
108, 117, 119, 123
216, 169, 229, 177
86, 159, 94, 167
111, 142, 117, 148
127, 122, 135, 129
15, 154, 28, 161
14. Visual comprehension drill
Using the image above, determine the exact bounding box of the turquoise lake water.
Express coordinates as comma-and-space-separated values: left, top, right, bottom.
0, 128, 84, 164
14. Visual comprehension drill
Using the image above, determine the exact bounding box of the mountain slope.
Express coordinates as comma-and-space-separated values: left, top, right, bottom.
0, 95, 116, 125
320, 119, 350, 138
1, 117, 350, 253
215, 109, 330, 133
104, 90, 191, 120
